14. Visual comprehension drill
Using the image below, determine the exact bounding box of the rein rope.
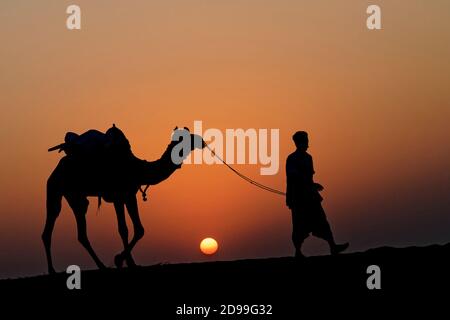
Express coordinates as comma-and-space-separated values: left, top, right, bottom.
138, 144, 286, 202
205, 144, 286, 196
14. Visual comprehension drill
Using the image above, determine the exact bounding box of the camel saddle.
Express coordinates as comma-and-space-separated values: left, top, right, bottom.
48, 124, 132, 159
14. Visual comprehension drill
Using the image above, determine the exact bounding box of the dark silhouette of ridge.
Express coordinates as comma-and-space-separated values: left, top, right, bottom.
2, 244, 449, 297
1, 244, 448, 316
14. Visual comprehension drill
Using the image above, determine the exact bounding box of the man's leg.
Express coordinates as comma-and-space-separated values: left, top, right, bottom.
311, 204, 349, 255
291, 208, 309, 258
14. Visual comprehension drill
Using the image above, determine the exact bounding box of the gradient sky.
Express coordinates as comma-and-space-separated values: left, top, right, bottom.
0, 0, 449, 278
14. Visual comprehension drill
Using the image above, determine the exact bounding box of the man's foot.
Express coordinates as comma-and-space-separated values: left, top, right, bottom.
330, 242, 349, 255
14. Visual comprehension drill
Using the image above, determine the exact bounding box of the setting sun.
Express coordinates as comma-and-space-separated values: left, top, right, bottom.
200, 238, 219, 255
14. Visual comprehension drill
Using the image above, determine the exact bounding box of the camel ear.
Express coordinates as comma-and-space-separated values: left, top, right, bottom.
184, 127, 190, 132
173, 126, 178, 131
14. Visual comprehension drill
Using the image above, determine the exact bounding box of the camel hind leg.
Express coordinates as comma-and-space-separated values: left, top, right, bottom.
42, 186, 62, 274
66, 195, 106, 270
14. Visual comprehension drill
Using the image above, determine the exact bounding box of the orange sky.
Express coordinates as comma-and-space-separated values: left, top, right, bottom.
0, 0, 449, 278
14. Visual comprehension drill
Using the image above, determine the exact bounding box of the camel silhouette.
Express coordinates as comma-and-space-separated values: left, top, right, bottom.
42, 126, 205, 274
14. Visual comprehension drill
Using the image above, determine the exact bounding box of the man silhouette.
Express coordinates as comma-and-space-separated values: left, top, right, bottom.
286, 131, 349, 258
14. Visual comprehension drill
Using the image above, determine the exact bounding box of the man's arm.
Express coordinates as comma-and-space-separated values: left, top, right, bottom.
285, 156, 296, 208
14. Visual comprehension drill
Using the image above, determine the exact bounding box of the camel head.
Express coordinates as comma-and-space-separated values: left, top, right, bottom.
172, 126, 206, 149
168, 126, 206, 164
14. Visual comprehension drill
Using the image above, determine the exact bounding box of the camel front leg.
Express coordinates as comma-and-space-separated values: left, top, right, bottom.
113, 201, 136, 268
116, 195, 144, 268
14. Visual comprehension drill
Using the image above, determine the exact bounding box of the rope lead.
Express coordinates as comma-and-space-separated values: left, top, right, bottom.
205, 144, 286, 196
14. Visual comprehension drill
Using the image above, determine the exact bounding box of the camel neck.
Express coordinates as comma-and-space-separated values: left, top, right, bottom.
139, 143, 181, 186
